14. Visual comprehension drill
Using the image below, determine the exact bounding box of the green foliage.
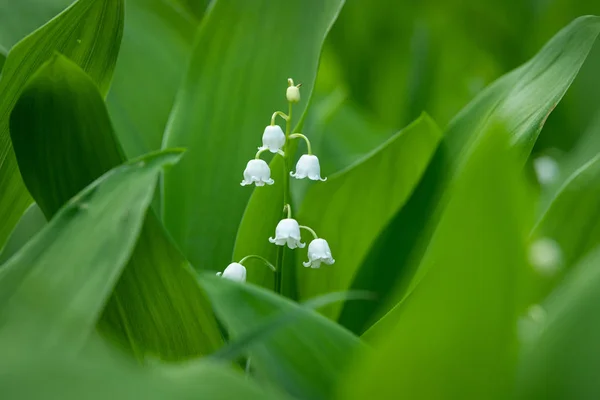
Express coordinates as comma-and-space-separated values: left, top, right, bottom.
0, 0, 124, 247
1, 0, 600, 398
9, 54, 221, 360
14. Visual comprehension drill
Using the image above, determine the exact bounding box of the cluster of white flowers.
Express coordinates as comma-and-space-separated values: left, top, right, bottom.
218, 79, 335, 283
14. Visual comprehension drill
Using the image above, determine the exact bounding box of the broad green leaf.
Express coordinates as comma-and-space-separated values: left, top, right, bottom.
339, 16, 600, 334
9, 54, 221, 360
199, 275, 362, 400
516, 246, 600, 399
162, 0, 346, 272
0, 327, 279, 400
0, 0, 124, 247
173, 0, 210, 20
0, 150, 182, 350
0, 203, 46, 265
107, 0, 197, 158
0, 45, 6, 73
296, 114, 442, 319
341, 130, 529, 399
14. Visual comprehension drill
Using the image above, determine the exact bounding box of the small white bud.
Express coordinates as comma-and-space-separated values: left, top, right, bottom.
269, 218, 305, 249
286, 85, 300, 103
290, 154, 326, 181
303, 238, 335, 269
528, 237, 562, 276
533, 156, 559, 185
217, 262, 246, 282
241, 159, 274, 187
260, 125, 286, 153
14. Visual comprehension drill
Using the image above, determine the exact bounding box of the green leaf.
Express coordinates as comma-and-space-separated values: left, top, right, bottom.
9, 54, 221, 360
0, 203, 46, 265
199, 275, 362, 400
295, 114, 442, 320
516, 246, 600, 399
339, 16, 600, 334
0, 0, 73, 48
107, 0, 198, 158
0, 328, 280, 400
0, 0, 124, 247
162, 0, 346, 272
0, 44, 6, 73
0, 150, 182, 349
340, 129, 530, 399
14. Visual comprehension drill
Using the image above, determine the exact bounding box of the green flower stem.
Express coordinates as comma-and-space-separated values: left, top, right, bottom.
283, 204, 292, 218
276, 100, 293, 295
299, 225, 319, 240
254, 148, 269, 160
289, 133, 312, 155
239, 255, 277, 272
271, 111, 289, 125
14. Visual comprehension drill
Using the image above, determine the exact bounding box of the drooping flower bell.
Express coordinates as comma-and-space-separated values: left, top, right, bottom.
260, 125, 286, 153
303, 238, 335, 268
290, 154, 327, 181
241, 159, 274, 187
216, 262, 247, 282
269, 218, 305, 249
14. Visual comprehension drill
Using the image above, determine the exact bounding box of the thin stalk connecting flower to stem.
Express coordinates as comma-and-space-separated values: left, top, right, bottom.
299, 225, 319, 240
289, 133, 312, 155
239, 255, 277, 272
271, 111, 289, 125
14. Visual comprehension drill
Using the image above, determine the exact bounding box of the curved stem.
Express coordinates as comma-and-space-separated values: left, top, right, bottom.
283, 204, 292, 219
299, 225, 319, 240
239, 255, 277, 272
271, 111, 289, 125
255, 148, 269, 160
289, 133, 312, 155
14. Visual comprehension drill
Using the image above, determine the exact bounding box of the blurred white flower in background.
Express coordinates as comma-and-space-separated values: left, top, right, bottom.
528, 237, 563, 276
533, 155, 559, 185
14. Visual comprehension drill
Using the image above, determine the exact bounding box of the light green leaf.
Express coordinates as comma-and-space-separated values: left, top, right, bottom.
0, 0, 124, 247
0, 150, 182, 350
162, 0, 346, 272
0, 203, 46, 265
0, 44, 6, 73
339, 16, 600, 334
107, 0, 197, 158
516, 246, 600, 399
341, 130, 530, 399
9, 54, 221, 360
0, 327, 279, 400
199, 275, 362, 400
296, 114, 442, 319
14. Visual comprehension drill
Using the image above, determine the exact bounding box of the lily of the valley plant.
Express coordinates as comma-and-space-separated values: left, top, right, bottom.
218, 79, 334, 286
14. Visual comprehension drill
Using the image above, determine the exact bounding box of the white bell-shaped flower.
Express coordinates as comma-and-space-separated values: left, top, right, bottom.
241, 159, 274, 186
216, 262, 247, 282
290, 154, 326, 181
303, 238, 335, 268
269, 218, 305, 249
260, 125, 286, 153
286, 85, 300, 103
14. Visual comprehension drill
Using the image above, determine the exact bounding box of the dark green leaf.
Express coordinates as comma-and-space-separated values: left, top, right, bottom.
339, 16, 600, 334
199, 275, 362, 400
0, 0, 124, 247
162, 0, 346, 272
9, 54, 222, 360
